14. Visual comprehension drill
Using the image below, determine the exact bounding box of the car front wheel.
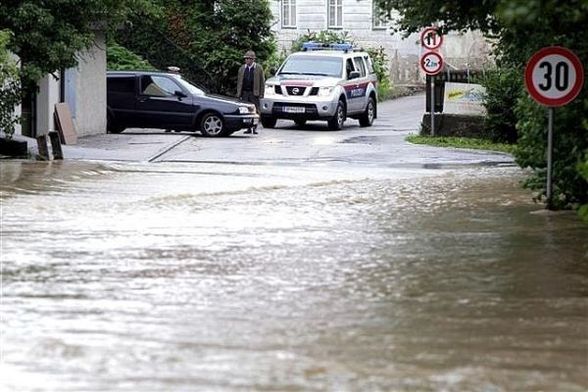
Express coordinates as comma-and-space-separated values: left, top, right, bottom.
200, 113, 225, 137
328, 100, 345, 130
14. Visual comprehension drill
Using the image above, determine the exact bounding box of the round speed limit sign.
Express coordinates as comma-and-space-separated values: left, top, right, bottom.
525, 46, 584, 107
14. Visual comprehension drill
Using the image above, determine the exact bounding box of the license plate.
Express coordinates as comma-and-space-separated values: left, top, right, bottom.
283, 106, 305, 113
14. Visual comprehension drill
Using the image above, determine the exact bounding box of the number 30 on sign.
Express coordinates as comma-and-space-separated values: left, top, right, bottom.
525, 46, 584, 107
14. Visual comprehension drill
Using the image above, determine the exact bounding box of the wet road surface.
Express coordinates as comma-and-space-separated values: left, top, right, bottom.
1, 95, 587, 391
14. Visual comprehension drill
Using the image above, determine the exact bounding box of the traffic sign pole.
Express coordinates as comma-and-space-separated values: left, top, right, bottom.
430, 78, 435, 136
546, 108, 554, 208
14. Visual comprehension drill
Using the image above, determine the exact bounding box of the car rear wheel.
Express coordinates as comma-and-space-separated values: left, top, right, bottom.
200, 113, 225, 137
359, 97, 376, 127
328, 100, 345, 130
261, 115, 277, 129
107, 113, 124, 134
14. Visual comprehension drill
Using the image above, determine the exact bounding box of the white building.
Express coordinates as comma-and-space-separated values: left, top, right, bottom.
268, 0, 493, 84
14, 31, 107, 140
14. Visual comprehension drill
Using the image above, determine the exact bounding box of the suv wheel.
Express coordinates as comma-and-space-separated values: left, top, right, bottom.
328, 100, 345, 130
261, 115, 277, 129
200, 113, 225, 137
359, 97, 376, 127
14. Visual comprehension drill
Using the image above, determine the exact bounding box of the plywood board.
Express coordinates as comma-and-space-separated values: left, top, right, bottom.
54, 103, 77, 145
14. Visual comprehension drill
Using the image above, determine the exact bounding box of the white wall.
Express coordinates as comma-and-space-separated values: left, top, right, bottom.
69, 31, 107, 137
269, 0, 494, 84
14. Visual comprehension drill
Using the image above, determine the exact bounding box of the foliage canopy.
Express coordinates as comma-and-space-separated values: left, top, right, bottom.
115, 0, 275, 95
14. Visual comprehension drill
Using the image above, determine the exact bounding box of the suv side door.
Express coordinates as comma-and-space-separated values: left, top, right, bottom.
135, 74, 195, 129
344, 56, 368, 114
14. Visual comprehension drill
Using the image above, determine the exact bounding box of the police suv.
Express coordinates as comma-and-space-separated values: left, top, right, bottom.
260, 42, 377, 130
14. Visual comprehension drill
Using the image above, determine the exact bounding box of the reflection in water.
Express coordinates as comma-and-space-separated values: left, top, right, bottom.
1, 161, 587, 391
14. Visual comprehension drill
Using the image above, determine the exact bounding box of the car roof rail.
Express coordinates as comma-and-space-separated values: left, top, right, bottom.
301, 41, 357, 53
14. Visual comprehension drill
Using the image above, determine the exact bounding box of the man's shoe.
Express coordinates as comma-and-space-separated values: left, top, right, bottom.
252, 130, 258, 134
244, 129, 252, 134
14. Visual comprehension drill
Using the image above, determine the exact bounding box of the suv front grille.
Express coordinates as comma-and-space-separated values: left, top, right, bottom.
285, 86, 306, 96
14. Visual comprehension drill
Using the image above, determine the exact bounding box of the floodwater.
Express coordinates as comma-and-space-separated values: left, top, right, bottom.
1, 160, 587, 391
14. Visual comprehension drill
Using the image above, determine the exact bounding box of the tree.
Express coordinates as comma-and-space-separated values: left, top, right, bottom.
0, 29, 20, 139
376, 0, 588, 212
0, 1, 136, 92
116, 0, 275, 95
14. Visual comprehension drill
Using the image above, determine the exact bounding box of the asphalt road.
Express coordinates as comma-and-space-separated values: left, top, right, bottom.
63, 94, 514, 167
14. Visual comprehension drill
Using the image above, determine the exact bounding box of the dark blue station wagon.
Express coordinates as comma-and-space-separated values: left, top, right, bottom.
106, 71, 258, 137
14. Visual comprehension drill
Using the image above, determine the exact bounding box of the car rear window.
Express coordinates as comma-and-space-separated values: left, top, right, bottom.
140, 75, 180, 97
108, 76, 135, 93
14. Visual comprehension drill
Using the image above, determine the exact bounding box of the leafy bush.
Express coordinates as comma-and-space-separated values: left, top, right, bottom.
290, 30, 353, 52
579, 152, 588, 222
107, 41, 156, 71
514, 95, 588, 210
478, 67, 522, 144
365, 46, 393, 101
0, 30, 21, 140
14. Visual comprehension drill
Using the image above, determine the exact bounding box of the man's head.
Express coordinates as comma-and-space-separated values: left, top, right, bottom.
243, 50, 256, 65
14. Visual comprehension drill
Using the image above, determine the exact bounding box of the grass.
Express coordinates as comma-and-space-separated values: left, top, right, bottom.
406, 134, 517, 154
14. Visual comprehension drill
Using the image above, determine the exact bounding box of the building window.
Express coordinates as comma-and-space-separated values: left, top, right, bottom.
282, 0, 297, 28
328, 0, 343, 28
372, 3, 388, 29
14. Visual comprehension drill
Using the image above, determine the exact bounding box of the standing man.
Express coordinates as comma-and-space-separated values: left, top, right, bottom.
237, 50, 265, 134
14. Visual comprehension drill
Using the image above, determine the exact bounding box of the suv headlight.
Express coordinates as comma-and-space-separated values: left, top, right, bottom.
238, 106, 251, 114
265, 84, 276, 96
318, 87, 334, 97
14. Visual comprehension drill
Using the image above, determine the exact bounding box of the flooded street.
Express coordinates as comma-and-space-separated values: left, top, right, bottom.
1, 159, 587, 391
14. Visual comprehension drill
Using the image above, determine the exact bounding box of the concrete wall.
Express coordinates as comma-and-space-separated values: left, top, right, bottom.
67, 31, 107, 137
269, 0, 494, 85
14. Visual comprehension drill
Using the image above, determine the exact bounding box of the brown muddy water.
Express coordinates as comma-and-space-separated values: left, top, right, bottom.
1, 160, 587, 391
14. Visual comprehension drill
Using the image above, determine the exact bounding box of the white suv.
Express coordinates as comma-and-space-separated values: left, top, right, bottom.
260, 43, 378, 130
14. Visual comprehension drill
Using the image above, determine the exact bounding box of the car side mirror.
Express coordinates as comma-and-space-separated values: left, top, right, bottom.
349, 71, 360, 80
174, 90, 187, 98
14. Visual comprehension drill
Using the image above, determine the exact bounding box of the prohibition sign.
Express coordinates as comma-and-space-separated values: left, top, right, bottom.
421, 27, 443, 50
420, 51, 444, 75
525, 46, 584, 107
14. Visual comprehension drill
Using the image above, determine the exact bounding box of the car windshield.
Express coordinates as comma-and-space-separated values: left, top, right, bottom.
172, 75, 207, 96
278, 56, 343, 77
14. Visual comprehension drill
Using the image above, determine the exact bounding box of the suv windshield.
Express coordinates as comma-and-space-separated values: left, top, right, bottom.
278, 56, 343, 77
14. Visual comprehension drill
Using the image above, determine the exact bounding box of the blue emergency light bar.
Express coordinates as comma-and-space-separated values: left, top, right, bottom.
302, 42, 355, 52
